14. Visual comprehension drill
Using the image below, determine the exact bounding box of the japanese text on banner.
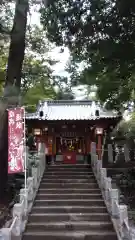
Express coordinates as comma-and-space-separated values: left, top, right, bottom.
8, 108, 25, 174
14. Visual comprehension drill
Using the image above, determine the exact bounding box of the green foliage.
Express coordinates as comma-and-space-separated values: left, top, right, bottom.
0, 1, 15, 37
40, 0, 135, 109
0, 48, 7, 94
24, 82, 56, 112
22, 25, 67, 111
56, 88, 74, 100
22, 55, 53, 93
112, 115, 135, 139
0, 1, 14, 95
0, 1, 75, 112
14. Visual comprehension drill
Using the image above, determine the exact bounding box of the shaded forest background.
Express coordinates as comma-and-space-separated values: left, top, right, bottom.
1, 0, 135, 141
1, 0, 135, 111
0, 0, 135, 211
0, 0, 76, 114
1, 0, 135, 226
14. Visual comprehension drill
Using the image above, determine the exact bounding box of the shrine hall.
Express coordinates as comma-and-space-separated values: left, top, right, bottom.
25, 100, 121, 163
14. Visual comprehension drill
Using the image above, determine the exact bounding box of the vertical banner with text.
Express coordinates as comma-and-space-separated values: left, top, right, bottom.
8, 107, 25, 174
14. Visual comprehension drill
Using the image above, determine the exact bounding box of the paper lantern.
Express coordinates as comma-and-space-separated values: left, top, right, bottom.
34, 129, 41, 135
96, 128, 103, 135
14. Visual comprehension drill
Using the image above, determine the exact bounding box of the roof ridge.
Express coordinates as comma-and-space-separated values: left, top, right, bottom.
25, 100, 118, 120
43, 100, 99, 106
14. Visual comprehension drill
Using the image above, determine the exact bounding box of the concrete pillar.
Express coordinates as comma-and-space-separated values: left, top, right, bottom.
108, 144, 113, 163
91, 142, 96, 154
32, 167, 38, 189
104, 177, 112, 212
0, 228, 11, 240
97, 134, 102, 160
27, 177, 34, 201
124, 144, 130, 162
12, 203, 23, 236
20, 188, 28, 215
111, 189, 119, 217
99, 168, 107, 191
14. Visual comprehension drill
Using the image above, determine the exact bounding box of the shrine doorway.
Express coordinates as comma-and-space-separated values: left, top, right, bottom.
56, 137, 84, 164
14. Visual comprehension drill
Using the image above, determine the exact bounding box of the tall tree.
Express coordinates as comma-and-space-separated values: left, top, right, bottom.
0, 0, 29, 200
40, 0, 135, 109
5, 0, 29, 90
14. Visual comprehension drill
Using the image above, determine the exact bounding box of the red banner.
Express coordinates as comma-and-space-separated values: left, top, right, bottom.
8, 108, 25, 174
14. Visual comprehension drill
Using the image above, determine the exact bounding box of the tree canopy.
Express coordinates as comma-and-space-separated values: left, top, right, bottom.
40, 0, 135, 109
0, 3, 75, 112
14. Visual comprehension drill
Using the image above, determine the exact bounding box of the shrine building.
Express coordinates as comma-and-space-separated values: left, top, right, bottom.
25, 100, 121, 163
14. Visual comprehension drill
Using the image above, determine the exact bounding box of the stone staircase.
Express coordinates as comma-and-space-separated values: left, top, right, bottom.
22, 164, 118, 240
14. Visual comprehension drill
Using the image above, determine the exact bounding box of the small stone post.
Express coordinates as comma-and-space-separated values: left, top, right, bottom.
124, 144, 130, 162
100, 168, 107, 187
12, 203, 23, 236
104, 177, 111, 205
27, 177, 34, 201
91, 142, 96, 154
119, 205, 129, 238
111, 189, 119, 217
108, 144, 113, 163
20, 188, 28, 215
32, 167, 38, 189
0, 228, 11, 240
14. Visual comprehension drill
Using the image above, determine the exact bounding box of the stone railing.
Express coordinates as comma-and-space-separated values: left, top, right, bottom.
0, 143, 46, 240
91, 142, 132, 240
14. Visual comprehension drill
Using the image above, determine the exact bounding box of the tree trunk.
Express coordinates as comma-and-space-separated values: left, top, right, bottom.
0, 0, 29, 201
5, 0, 29, 90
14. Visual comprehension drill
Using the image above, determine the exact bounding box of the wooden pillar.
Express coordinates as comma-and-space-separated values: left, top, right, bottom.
53, 136, 56, 156
96, 128, 103, 160
48, 136, 53, 155
87, 136, 91, 154
97, 134, 102, 160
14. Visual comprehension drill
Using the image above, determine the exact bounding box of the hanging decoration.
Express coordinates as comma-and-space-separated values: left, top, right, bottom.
58, 136, 82, 153
69, 145, 74, 151
60, 136, 80, 141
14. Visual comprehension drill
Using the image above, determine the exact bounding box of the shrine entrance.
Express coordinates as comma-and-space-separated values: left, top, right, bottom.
56, 137, 84, 164
26, 100, 121, 165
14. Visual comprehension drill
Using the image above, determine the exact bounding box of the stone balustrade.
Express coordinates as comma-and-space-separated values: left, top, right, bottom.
91, 142, 133, 240
0, 143, 46, 240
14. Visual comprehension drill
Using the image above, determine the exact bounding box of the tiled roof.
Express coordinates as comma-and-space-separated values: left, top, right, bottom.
26, 100, 118, 120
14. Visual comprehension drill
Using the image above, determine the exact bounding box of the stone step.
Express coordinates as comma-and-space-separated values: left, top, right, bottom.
22, 164, 117, 240
28, 213, 110, 222
42, 174, 94, 179
39, 182, 98, 188
23, 230, 118, 240
26, 221, 114, 232
32, 206, 108, 214
36, 193, 102, 200
38, 188, 101, 194
34, 199, 105, 207
46, 169, 92, 173
47, 164, 90, 168
41, 178, 96, 183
